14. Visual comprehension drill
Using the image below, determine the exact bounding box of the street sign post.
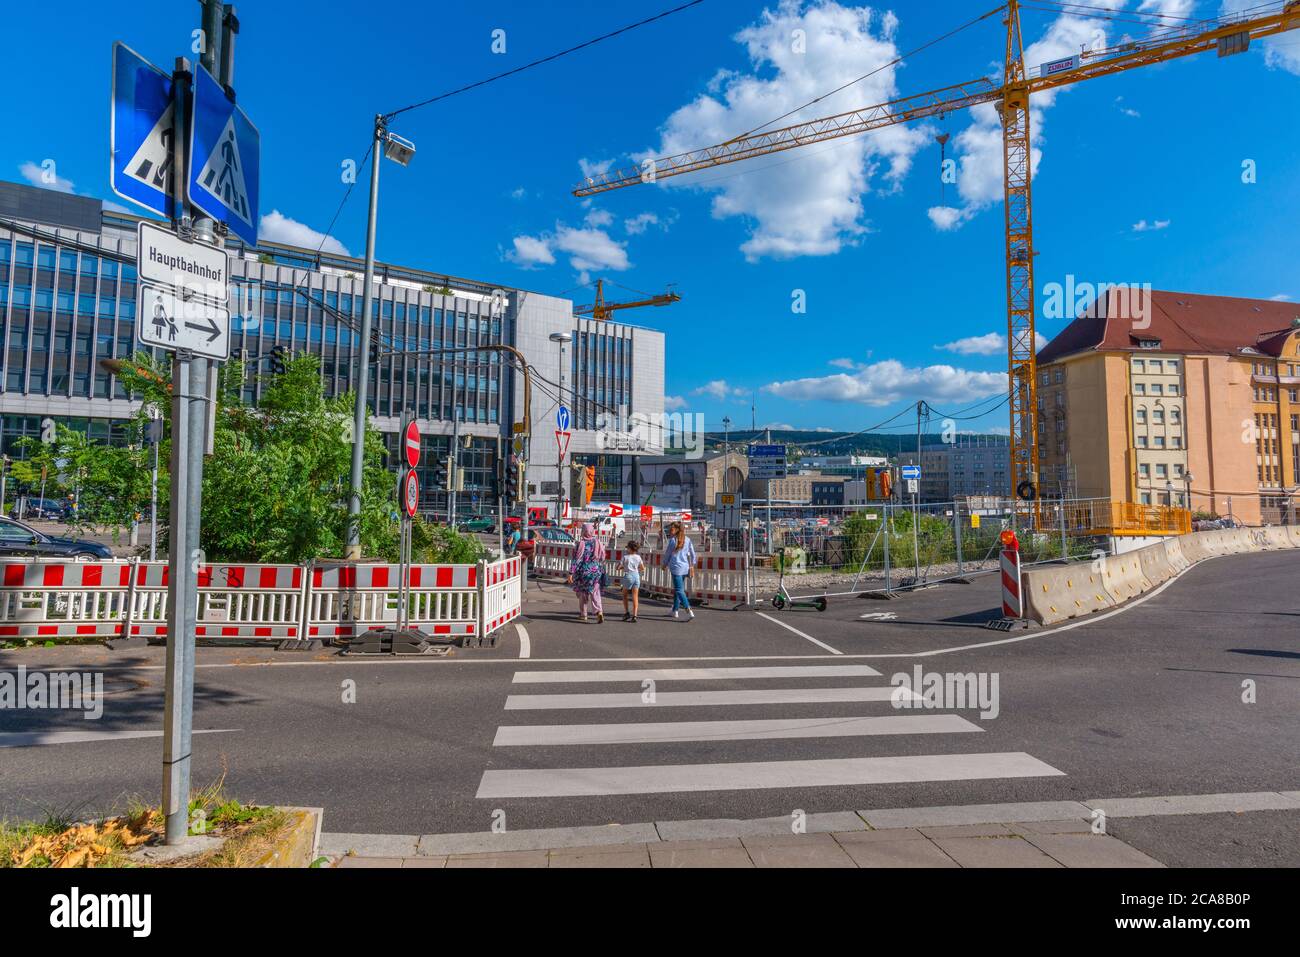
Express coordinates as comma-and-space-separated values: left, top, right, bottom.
403, 468, 420, 518
901, 465, 921, 481
110, 42, 177, 218
187, 63, 260, 245
746, 443, 787, 480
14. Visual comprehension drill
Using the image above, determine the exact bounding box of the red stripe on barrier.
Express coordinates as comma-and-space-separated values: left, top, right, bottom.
0, 626, 17, 636
292, 568, 302, 588
372, 567, 389, 588
255, 627, 271, 637
76, 625, 97, 635
468, 567, 477, 588
312, 568, 323, 588
85, 565, 103, 587
259, 568, 278, 589
409, 567, 422, 587
432, 624, 450, 634
43, 565, 65, 587
435, 567, 452, 588
38, 626, 56, 636
3, 565, 25, 587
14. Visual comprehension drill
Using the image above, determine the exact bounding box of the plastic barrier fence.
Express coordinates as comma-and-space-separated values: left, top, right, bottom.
0, 556, 523, 645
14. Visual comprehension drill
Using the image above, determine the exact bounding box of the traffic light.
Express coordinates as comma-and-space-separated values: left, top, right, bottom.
268, 344, 288, 375
433, 457, 451, 490
504, 455, 525, 504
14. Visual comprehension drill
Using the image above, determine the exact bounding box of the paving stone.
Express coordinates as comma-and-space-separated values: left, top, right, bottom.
1084, 791, 1300, 818
838, 839, 959, 868
931, 835, 1062, 868
742, 834, 856, 868
337, 856, 404, 868
656, 811, 865, 842
549, 846, 651, 868
418, 823, 658, 856
445, 850, 550, 868
1009, 818, 1098, 836
649, 841, 755, 868
401, 856, 446, 868
918, 823, 1016, 839
1023, 833, 1165, 868
321, 833, 419, 858
832, 828, 929, 844
861, 801, 1091, 830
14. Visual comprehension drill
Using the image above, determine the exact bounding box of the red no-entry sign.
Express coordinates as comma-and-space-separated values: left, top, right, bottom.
404, 420, 421, 469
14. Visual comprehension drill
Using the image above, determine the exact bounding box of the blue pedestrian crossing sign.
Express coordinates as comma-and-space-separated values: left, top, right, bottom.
110, 42, 177, 219
187, 63, 260, 246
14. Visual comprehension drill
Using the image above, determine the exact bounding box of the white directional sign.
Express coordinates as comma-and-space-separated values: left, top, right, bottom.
137, 222, 229, 304
139, 284, 231, 360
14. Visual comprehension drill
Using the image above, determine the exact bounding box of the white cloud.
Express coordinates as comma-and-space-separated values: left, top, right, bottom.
1138, 0, 1196, 21
1268, 293, 1292, 302
937, 331, 1049, 355
19, 161, 75, 193
763, 422, 798, 431
584, 208, 614, 228
578, 158, 614, 180
694, 379, 747, 401
1115, 96, 1141, 118
828, 357, 857, 369
664, 395, 689, 411
1132, 218, 1170, 232
1220, 1, 1300, 74
505, 234, 555, 268
764, 358, 1007, 407
645, 0, 928, 261
624, 212, 660, 235
258, 210, 350, 255
510, 187, 527, 200
504, 222, 629, 278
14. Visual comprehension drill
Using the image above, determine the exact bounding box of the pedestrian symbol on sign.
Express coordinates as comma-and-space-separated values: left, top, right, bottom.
152, 299, 178, 342
196, 117, 251, 224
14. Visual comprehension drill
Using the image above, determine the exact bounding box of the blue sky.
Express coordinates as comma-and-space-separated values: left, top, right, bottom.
5, 0, 1299, 437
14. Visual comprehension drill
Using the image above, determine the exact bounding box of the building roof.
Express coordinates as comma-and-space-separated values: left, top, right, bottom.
1037, 288, 1300, 363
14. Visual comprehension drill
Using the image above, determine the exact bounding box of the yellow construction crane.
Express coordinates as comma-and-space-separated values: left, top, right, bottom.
574, 278, 681, 321
573, 0, 1300, 502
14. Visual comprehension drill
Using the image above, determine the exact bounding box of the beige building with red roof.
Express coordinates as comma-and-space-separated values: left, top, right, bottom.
1035, 289, 1300, 526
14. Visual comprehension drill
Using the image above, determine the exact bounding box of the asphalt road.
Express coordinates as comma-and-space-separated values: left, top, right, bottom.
1, 550, 1296, 865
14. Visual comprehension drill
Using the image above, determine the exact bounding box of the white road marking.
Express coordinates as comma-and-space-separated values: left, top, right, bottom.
756, 612, 842, 654
516, 624, 530, 659
0, 729, 237, 749
476, 751, 1064, 798
504, 687, 918, 710
492, 713, 981, 746
511, 665, 881, 684
859, 612, 898, 621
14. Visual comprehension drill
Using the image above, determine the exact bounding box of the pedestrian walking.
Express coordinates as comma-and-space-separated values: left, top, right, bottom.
566, 522, 607, 623
662, 521, 696, 620
620, 540, 644, 622
506, 525, 521, 555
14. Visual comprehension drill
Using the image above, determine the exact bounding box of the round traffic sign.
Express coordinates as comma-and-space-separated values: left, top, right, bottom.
404, 420, 421, 469
403, 469, 420, 518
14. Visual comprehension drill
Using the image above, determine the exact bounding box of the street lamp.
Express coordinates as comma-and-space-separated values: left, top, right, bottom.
550, 331, 572, 521
346, 117, 416, 560
1183, 470, 1193, 515
1165, 479, 1174, 508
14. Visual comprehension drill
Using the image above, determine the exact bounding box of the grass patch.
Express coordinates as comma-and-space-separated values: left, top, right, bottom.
1, 768, 291, 868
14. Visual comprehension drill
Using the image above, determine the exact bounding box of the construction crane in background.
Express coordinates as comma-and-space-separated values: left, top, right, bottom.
574, 278, 681, 321
573, 0, 1300, 504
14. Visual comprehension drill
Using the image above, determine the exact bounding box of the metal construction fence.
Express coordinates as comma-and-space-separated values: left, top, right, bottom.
0, 555, 523, 645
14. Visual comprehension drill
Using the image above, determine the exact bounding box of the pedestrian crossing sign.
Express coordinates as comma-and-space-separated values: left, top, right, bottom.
187, 63, 260, 246
110, 43, 177, 219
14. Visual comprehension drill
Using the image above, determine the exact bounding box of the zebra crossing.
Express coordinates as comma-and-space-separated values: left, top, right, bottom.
476, 663, 1064, 801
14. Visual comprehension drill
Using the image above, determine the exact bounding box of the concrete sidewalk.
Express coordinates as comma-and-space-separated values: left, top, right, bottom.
325, 791, 1299, 868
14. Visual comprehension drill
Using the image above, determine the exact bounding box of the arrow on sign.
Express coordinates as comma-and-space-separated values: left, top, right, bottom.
184, 312, 222, 343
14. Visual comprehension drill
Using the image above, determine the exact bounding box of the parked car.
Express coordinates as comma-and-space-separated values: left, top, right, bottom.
0, 517, 112, 559
23, 498, 73, 521
515, 527, 574, 561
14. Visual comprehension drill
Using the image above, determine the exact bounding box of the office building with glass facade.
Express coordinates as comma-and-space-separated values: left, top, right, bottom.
0, 179, 666, 520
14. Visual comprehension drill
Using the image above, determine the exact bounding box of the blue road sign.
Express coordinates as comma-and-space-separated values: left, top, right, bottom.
901, 465, 921, 480
557, 405, 570, 432
187, 64, 260, 246
747, 444, 786, 457
110, 42, 176, 219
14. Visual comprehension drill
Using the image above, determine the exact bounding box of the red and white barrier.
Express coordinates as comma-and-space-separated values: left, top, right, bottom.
1000, 547, 1022, 619
0, 555, 524, 646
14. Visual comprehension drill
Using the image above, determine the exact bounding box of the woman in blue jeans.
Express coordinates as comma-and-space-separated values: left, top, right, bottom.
662, 521, 696, 620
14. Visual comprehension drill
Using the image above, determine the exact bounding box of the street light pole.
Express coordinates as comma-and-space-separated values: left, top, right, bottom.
550, 331, 572, 522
